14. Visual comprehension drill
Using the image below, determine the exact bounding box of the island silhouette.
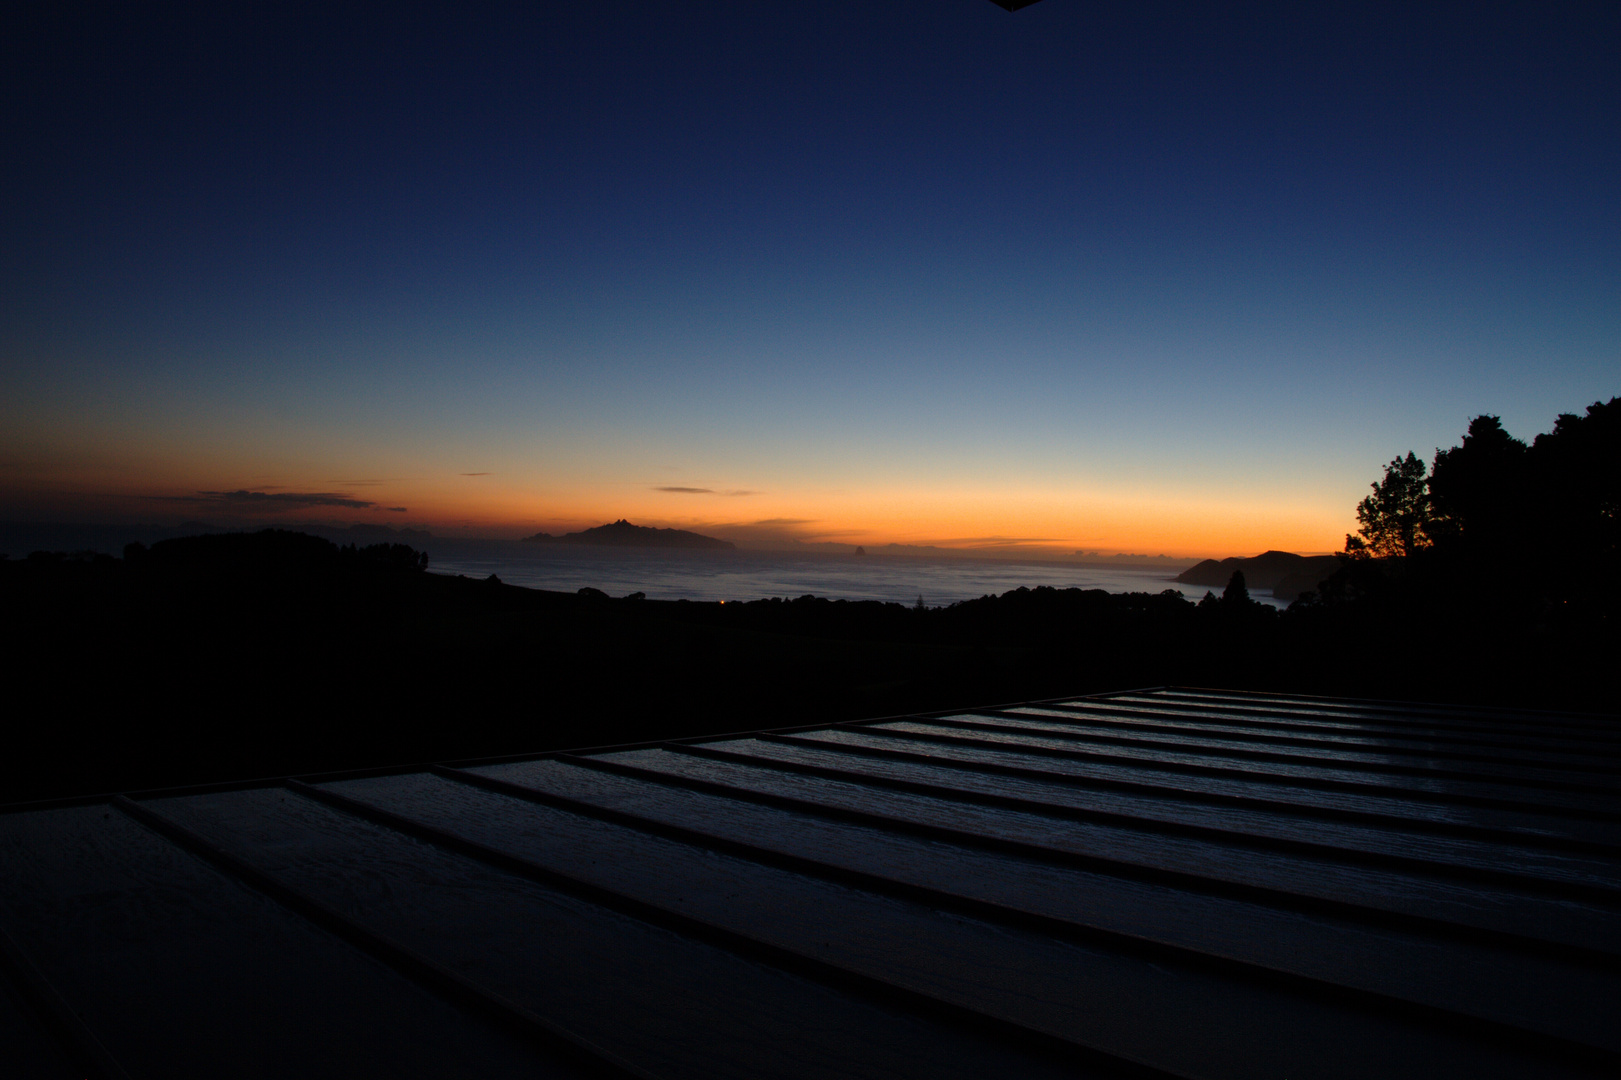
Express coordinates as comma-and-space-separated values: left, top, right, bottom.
521, 519, 735, 550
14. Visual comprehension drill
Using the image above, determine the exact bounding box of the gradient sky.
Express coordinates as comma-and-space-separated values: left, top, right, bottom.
3, 2, 1616, 556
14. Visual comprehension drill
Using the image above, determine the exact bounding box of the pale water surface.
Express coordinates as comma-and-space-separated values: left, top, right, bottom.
422, 541, 1277, 608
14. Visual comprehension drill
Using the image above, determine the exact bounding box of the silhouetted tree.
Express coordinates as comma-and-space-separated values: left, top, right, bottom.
1526, 398, 1620, 579
1426, 416, 1530, 561
1345, 452, 1432, 559
1222, 570, 1249, 604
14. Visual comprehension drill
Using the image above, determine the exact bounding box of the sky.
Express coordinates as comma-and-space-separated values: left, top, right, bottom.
2, 1, 1616, 557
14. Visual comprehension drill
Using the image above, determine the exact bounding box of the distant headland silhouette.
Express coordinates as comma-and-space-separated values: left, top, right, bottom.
521, 519, 735, 550
1177, 550, 1341, 602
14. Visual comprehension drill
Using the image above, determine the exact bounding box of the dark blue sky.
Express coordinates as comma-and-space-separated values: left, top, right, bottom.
3, 2, 1616, 553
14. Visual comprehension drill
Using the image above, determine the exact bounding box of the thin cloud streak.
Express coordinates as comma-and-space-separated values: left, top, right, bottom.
159, 490, 380, 510
944, 536, 1067, 547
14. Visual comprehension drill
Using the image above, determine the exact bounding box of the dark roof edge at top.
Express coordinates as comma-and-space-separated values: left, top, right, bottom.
0, 685, 1170, 816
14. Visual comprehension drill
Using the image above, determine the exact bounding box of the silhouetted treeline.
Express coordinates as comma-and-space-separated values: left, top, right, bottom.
1319, 397, 1618, 644
4, 420, 1616, 804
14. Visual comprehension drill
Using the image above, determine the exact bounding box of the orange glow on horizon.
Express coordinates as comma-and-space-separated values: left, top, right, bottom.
0, 458, 1354, 560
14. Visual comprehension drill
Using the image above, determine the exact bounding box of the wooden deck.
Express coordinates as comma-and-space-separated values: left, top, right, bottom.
3, 687, 1617, 1079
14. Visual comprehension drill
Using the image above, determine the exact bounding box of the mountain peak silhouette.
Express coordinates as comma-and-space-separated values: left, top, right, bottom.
522, 520, 734, 550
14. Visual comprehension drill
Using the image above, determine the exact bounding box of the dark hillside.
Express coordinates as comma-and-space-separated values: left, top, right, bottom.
1176, 550, 1341, 595
3, 527, 1613, 803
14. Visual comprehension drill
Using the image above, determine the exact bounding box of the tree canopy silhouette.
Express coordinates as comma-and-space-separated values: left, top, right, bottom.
1329, 397, 1618, 615
1426, 415, 1531, 561
1345, 452, 1432, 559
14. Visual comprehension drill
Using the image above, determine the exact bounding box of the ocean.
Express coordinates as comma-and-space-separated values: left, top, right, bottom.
0, 523, 1287, 608
420, 540, 1282, 608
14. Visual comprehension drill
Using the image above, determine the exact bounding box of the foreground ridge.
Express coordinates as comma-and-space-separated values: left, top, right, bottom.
2, 687, 1617, 1079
